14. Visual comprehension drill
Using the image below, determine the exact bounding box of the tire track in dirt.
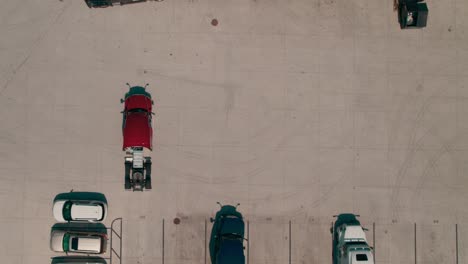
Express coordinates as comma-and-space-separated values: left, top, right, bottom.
388, 83, 457, 220
410, 127, 459, 201
0, 2, 70, 97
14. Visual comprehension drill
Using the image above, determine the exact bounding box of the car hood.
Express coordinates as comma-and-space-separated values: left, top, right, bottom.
123, 112, 152, 150
50, 231, 66, 252
53, 201, 66, 222
125, 94, 152, 112
335, 214, 361, 228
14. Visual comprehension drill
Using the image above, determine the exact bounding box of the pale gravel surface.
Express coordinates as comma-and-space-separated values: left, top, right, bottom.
0, 0, 468, 263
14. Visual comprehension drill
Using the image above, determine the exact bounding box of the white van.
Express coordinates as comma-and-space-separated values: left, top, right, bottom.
53, 192, 107, 222
50, 230, 107, 254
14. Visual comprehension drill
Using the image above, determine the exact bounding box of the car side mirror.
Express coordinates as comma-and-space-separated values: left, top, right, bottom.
120, 98, 124, 103
210, 217, 214, 223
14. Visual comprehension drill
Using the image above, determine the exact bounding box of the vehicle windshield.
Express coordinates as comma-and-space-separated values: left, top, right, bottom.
346, 242, 368, 246
63, 201, 72, 221
221, 233, 243, 240
97, 204, 105, 221
128, 108, 148, 113
220, 217, 244, 237
356, 254, 368, 261
71, 237, 79, 250
62, 233, 70, 251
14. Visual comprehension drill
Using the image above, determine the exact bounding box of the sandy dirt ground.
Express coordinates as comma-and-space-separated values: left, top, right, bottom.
1, 0, 468, 263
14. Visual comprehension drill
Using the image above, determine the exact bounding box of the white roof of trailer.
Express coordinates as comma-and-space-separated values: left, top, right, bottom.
344, 226, 367, 242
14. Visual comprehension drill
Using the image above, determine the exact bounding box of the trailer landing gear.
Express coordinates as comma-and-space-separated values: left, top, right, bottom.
124, 155, 152, 191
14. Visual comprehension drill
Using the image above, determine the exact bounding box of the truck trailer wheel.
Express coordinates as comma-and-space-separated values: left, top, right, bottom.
144, 158, 152, 189
125, 177, 131, 190
125, 161, 132, 190
145, 178, 152, 189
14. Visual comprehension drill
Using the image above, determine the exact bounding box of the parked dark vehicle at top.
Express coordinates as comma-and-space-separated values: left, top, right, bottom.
84, 0, 157, 8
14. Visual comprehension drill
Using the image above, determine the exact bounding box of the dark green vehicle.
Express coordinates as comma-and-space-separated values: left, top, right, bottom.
84, 0, 147, 8
51, 256, 107, 264
331, 214, 374, 264
397, 0, 428, 29
209, 203, 245, 264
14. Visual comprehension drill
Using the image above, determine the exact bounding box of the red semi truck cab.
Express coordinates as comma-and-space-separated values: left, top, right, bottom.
121, 85, 154, 191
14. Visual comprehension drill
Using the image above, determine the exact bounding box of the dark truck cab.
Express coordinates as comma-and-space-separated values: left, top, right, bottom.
210, 204, 246, 264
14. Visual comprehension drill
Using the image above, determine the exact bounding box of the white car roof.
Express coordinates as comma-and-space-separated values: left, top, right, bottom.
71, 204, 103, 220
344, 225, 367, 242
73, 237, 102, 252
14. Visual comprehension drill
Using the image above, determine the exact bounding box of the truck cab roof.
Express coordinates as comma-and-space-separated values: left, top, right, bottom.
343, 225, 367, 242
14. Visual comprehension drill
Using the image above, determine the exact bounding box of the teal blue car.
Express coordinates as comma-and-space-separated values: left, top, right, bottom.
209, 203, 245, 264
